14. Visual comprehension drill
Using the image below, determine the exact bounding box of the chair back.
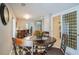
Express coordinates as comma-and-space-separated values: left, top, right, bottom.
23, 37, 33, 47
43, 31, 49, 37
61, 33, 68, 53
45, 37, 56, 50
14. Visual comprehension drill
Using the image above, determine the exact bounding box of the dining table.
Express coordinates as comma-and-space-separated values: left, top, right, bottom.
32, 36, 56, 54
15, 36, 56, 55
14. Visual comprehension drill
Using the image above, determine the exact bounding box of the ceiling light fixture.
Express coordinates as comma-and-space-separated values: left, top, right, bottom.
23, 14, 31, 19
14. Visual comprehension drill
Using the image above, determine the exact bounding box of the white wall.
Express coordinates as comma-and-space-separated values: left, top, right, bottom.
0, 4, 16, 54
77, 6, 79, 54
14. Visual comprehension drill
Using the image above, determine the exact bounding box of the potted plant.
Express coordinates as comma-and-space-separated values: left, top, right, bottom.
34, 30, 43, 39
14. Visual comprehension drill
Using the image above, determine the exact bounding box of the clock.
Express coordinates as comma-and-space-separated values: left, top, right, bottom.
0, 3, 9, 25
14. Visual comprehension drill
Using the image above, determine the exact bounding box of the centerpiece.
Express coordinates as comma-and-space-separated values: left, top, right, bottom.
34, 30, 44, 43
34, 30, 43, 39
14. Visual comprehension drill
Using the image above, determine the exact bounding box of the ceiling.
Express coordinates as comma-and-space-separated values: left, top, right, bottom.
8, 3, 79, 20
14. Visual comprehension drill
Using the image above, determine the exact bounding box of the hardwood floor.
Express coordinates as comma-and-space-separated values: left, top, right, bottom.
46, 47, 64, 55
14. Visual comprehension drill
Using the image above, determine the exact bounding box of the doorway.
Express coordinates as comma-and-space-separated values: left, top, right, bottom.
53, 16, 61, 48
35, 20, 42, 31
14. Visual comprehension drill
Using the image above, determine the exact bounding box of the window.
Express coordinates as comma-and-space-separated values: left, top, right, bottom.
62, 11, 77, 49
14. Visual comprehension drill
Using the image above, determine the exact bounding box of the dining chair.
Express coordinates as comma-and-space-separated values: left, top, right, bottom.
12, 38, 18, 55
42, 31, 49, 41
45, 37, 56, 51
61, 33, 68, 53
43, 31, 49, 37
12, 38, 32, 55
23, 37, 33, 55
